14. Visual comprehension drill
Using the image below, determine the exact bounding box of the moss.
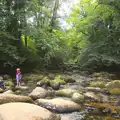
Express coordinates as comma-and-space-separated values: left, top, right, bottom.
108, 88, 120, 95
41, 77, 50, 84
55, 75, 66, 85
90, 81, 106, 88
4, 80, 14, 87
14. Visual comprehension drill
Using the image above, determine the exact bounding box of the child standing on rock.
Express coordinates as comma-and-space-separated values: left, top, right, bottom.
16, 68, 22, 86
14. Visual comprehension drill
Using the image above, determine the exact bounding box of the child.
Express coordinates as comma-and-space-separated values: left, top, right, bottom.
16, 68, 22, 86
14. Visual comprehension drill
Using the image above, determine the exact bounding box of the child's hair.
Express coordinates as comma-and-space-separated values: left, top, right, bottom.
16, 68, 20, 71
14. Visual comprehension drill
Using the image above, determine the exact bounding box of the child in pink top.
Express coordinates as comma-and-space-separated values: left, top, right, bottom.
16, 68, 22, 86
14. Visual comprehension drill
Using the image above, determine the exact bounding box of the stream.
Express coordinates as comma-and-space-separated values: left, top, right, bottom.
18, 73, 91, 120
12, 72, 120, 120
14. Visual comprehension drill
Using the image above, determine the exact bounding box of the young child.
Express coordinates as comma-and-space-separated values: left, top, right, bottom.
16, 68, 22, 86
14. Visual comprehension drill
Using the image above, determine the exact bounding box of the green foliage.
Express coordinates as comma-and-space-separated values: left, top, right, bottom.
55, 75, 66, 85
64, 0, 120, 71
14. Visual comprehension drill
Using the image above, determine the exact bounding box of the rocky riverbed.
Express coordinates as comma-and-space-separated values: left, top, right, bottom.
0, 71, 120, 120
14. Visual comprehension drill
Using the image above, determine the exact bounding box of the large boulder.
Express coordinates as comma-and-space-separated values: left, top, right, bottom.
29, 87, 47, 100
0, 102, 61, 120
72, 93, 84, 103
0, 94, 33, 104
35, 98, 81, 113
55, 89, 77, 97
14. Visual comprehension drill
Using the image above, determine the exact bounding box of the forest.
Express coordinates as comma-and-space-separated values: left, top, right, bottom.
1, 1, 120, 120
0, 0, 120, 73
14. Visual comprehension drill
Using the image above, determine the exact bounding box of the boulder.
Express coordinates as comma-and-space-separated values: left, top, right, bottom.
84, 92, 101, 102
55, 89, 77, 97
29, 87, 47, 100
72, 93, 84, 103
105, 80, 120, 89
0, 94, 33, 104
35, 98, 81, 113
0, 102, 61, 120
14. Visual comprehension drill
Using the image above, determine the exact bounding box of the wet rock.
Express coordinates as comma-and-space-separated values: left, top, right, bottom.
72, 93, 84, 103
0, 94, 33, 104
0, 102, 61, 120
35, 98, 81, 113
55, 89, 77, 97
29, 87, 47, 100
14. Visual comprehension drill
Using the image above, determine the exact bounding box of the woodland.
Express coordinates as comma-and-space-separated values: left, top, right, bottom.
0, 0, 120, 74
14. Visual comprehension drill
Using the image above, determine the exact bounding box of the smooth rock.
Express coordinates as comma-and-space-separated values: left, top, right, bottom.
55, 89, 77, 97
29, 87, 47, 100
72, 93, 84, 103
0, 102, 61, 120
35, 98, 81, 113
0, 94, 33, 104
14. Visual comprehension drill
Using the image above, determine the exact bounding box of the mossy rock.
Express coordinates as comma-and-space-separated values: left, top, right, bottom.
72, 92, 84, 103
90, 81, 106, 88
106, 80, 120, 89
55, 75, 66, 85
0, 94, 33, 104
4, 80, 14, 88
41, 77, 51, 86
55, 89, 77, 97
48, 73, 55, 80
23, 74, 44, 82
108, 88, 120, 95
92, 72, 116, 79
50, 81, 60, 90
